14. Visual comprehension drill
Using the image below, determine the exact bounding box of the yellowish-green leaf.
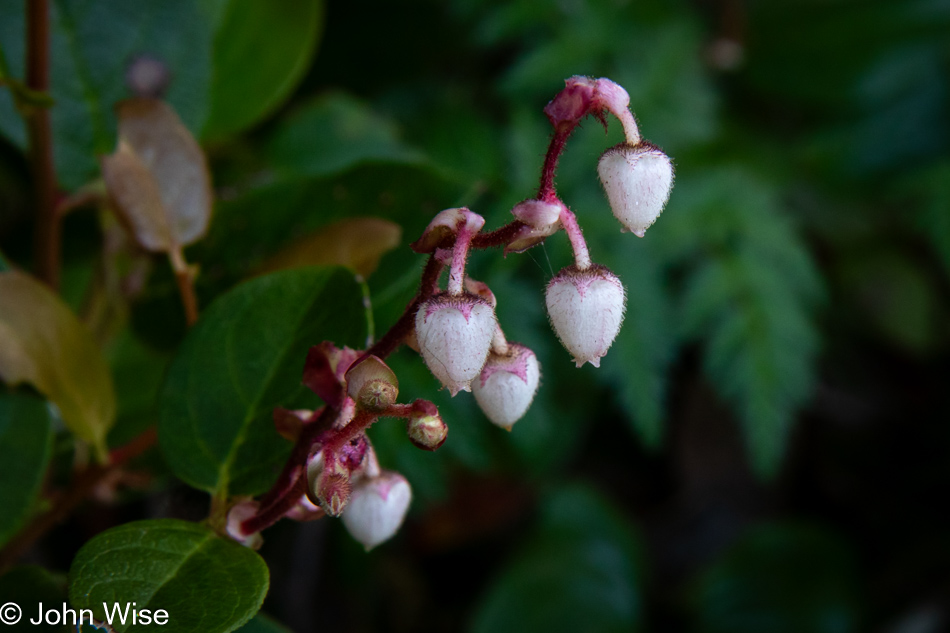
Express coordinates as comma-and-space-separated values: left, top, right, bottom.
259, 217, 401, 279
0, 272, 116, 460
102, 99, 212, 253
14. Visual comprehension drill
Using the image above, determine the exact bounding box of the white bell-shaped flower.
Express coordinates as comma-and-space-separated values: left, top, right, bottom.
598, 143, 673, 237
415, 293, 496, 395
341, 471, 412, 550
472, 344, 541, 429
545, 265, 626, 368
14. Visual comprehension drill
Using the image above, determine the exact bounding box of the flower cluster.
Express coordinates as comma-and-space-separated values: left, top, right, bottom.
227, 76, 673, 550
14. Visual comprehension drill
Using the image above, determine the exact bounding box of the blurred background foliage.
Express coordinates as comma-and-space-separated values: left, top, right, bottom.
2, 0, 950, 631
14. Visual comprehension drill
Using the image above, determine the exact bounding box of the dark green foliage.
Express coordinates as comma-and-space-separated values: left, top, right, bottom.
470, 485, 645, 633
691, 524, 859, 633
69, 519, 268, 633
0, 393, 54, 546
0, 566, 68, 633
159, 267, 368, 496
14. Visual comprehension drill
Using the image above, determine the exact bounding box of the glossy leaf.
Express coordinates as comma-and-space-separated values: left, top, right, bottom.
691, 524, 859, 633
102, 98, 212, 253
0, 393, 54, 547
471, 485, 644, 633
69, 519, 268, 633
0, 566, 68, 633
266, 92, 424, 178
259, 217, 401, 278
203, 0, 323, 140
159, 267, 368, 496
0, 272, 115, 460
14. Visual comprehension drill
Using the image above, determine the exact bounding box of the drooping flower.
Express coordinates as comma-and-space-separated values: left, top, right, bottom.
415, 292, 496, 395
341, 471, 412, 550
545, 265, 626, 368
472, 343, 541, 429
597, 142, 673, 237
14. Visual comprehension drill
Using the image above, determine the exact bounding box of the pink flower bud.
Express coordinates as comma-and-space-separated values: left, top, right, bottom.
506, 200, 564, 254
406, 400, 447, 450
225, 500, 263, 549
545, 265, 626, 368
597, 142, 673, 237
341, 471, 412, 550
415, 292, 496, 395
472, 344, 540, 429
345, 355, 399, 412
308, 455, 351, 517
410, 207, 485, 253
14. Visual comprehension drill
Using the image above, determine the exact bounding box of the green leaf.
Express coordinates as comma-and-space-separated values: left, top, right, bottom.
657, 167, 823, 478
691, 523, 859, 633
0, 0, 218, 190
0, 566, 68, 633
266, 92, 424, 179
202, 0, 322, 140
159, 267, 368, 497
470, 484, 644, 633
0, 393, 54, 546
233, 613, 291, 633
0, 249, 9, 271
0, 271, 116, 461
69, 519, 268, 633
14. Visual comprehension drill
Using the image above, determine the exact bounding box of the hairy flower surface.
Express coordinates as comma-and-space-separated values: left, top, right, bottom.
473, 344, 540, 429
545, 265, 626, 368
341, 471, 412, 550
415, 293, 496, 395
598, 143, 673, 237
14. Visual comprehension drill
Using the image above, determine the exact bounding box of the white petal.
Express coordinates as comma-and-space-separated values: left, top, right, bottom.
546, 267, 626, 367
341, 472, 412, 550
415, 294, 496, 395
598, 145, 673, 237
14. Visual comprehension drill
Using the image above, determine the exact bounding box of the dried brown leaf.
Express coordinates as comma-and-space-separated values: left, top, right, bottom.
260, 218, 402, 278
102, 98, 212, 252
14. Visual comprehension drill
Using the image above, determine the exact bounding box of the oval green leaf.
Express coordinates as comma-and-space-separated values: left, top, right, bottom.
0, 393, 54, 547
159, 267, 368, 497
202, 0, 323, 140
0, 272, 116, 461
69, 519, 268, 633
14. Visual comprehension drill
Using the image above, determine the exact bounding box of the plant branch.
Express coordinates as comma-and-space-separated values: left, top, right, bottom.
169, 247, 199, 326
26, 0, 60, 289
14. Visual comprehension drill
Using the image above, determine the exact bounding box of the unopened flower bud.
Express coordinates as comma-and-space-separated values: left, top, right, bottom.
472, 344, 541, 429
346, 355, 398, 412
411, 207, 485, 253
226, 500, 263, 549
415, 292, 496, 395
545, 265, 626, 368
341, 471, 412, 550
308, 455, 351, 517
598, 142, 673, 237
506, 200, 564, 253
406, 400, 447, 450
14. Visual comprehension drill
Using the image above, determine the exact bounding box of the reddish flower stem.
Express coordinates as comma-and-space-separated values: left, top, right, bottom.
241, 473, 309, 535
26, 0, 59, 289
537, 122, 579, 203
